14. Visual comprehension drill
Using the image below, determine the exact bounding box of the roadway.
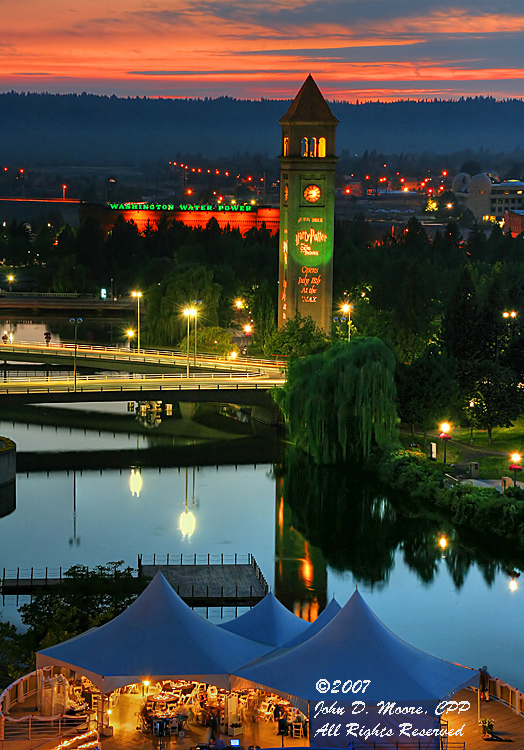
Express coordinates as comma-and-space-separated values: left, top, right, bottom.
0, 341, 286, 377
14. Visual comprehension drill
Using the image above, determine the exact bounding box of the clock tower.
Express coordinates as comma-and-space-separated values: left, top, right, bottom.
278, 75, 338, 331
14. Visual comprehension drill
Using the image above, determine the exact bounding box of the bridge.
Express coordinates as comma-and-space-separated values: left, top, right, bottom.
0, 341, 285, 376
0, 291, 134, 315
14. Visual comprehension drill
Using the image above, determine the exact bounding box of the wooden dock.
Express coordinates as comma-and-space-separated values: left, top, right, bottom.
138, 552, 269, 607
1, 553, 269, 609
446, 687, 524, 750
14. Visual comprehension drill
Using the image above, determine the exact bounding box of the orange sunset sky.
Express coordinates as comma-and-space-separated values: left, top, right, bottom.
3, 0, 524, 101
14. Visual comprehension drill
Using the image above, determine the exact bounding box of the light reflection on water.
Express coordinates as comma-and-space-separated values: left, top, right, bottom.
0, 414, 522, 694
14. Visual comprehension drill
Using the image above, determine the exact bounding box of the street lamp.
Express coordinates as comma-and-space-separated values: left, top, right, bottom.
69, 317, 83, 392
131, 291, 142, 350
126, 328, 135, 349
509, 452, 522, 487
439, 421, 452, 464
341, 302, 352, 341
7, 274, 14, 292
62, 184, 67, 200
192, 299, 202, 367
503, 310, 517, 339
183, 307, 196, 377
243, 323, 253, 353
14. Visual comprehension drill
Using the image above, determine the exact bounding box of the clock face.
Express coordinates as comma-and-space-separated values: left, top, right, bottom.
284, 184, 289, 202
303, 184, 321, 203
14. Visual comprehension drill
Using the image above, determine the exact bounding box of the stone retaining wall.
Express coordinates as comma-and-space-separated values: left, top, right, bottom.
0, 436, 16, 487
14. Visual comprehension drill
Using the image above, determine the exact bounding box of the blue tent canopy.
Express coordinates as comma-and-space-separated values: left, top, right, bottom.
282, 597, 341, 648
233, 590, 478, 708
36, 572, 270, 693
218, 591, 310, 646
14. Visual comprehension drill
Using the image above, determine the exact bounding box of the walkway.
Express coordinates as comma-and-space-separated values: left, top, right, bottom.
445, 688, 524, 750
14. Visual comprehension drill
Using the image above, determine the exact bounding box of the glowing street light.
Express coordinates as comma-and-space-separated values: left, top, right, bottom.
438, 534, 448, 551
503, 310, 517, 339
126, 329, 135, 349
341, 302, 353, 341
131, 291, 142, 350
439, 422, 451, 464
192, 299, 202, 366
183, 307, 196, 377
509, 452, 522, 487
235, 298, 244, 310
62, 184, 67, 200
7, 274, 14, 292
509, 577, 518, 592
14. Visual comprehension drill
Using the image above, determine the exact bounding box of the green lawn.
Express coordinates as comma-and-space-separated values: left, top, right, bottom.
400, 417, 524, 480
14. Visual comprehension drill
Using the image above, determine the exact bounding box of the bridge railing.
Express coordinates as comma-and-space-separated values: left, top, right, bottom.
0, 340, 286, 370
0, 370, 272, 386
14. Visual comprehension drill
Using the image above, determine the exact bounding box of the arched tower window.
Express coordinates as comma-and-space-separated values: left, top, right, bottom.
309, 137, 317, 157
301, 137, 309, 157
318, 137, 326, 158
283, 137, 289, 156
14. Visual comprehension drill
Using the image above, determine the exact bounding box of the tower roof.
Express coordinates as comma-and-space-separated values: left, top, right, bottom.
280, 74, 339, 125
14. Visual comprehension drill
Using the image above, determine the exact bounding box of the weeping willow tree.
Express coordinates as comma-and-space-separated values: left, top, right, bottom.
275, 337, 399, 464
144, 265, 221, 347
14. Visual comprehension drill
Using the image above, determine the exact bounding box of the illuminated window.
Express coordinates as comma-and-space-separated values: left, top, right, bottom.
283, 137, 289, 156
301, 137, 309, 157
318, 137, 326, 158
309, 137, 317, 157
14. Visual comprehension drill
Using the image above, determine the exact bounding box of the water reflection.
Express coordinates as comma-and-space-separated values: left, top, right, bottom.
281, 448, 524, 590
179, 467, 197, 541
129, 467, 142, 497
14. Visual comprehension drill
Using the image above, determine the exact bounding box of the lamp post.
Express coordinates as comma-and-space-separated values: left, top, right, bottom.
439, 421, 451, 464
341, 303, 352, 341
469, 400, 475, 443
126, 329, 135, 349
131, 291, 142, 350
509, 452, 522, 487
68, 317, 83, 392
192, 299, 202, 367
7, 274, 14, 293
503, 310, 517, 340
183, 307, 196, 377
243, 323, 253, 353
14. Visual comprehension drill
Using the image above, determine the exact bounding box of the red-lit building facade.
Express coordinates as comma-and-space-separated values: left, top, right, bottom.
79, 201, 280, 236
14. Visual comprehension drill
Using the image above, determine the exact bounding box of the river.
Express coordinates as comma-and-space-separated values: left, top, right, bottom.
0, 321, 522, 693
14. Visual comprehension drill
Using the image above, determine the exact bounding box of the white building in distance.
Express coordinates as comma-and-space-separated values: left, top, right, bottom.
452, 172, 524, 222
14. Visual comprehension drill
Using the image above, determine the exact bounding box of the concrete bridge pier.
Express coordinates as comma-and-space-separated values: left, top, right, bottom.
250, 404, 280, 426
179, 402, 198, 420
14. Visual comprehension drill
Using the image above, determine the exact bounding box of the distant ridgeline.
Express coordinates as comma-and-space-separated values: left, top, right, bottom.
1, 92, 524, 165
79, 201, 280, 235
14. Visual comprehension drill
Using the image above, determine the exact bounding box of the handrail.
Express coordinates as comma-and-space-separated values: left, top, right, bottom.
0, 373, 283, 396
0, 341, 286, 370
470, 677, 524, 718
